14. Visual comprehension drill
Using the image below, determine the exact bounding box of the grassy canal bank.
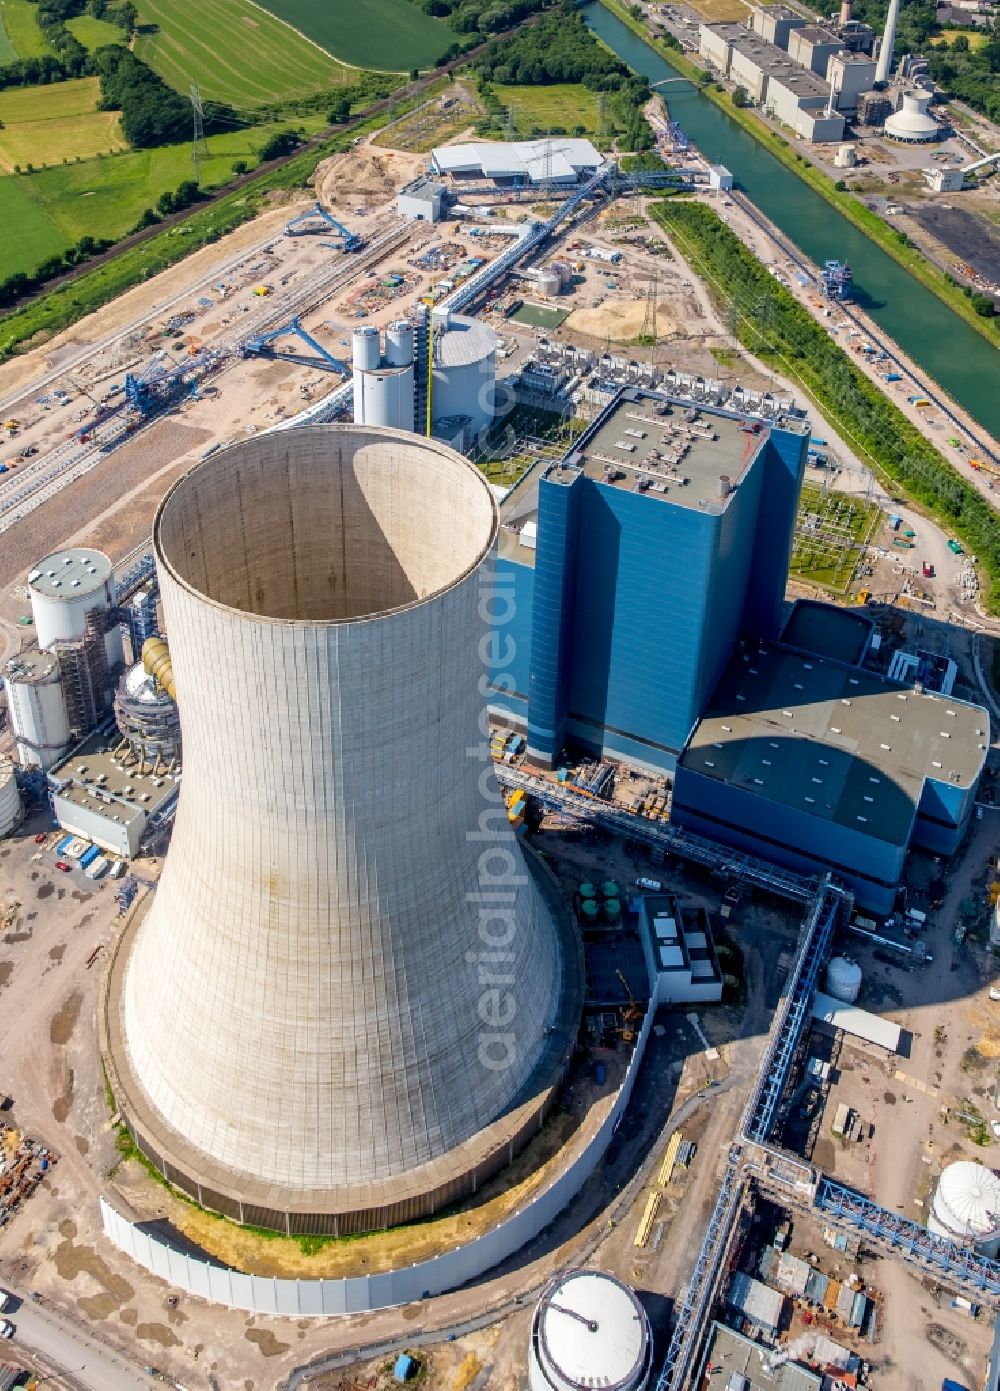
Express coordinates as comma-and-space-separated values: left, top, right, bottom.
594, 0, 1000, 349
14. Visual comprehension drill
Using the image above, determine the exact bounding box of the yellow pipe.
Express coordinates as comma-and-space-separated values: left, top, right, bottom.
142, 637, 176, 701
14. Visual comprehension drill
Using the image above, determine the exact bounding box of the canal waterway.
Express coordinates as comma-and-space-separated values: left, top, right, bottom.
581, 1, 1000, 439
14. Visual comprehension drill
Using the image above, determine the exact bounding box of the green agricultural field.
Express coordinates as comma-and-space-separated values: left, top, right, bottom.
134, 0, 359, 106
0, 78, 126, 174
16, 115, 326, 248
0, 174, 65, 276
493, 83, 602, 138
0, 7, 16, 62
65, 13, 127, 50
0, 0, 53, 56
253, 0, 454, 72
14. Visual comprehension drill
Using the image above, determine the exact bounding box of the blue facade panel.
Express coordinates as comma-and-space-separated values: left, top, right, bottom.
743, 425, 807, 638
672, 766, 907, 913
487, 556, 533, 726
526, 472, 580, 762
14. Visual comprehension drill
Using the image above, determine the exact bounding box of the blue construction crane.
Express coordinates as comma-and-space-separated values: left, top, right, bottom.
240, 316, 348, 373
284, 202, 362, 250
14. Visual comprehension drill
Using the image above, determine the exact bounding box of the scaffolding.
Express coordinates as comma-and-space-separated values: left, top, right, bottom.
52, 606, 117, 739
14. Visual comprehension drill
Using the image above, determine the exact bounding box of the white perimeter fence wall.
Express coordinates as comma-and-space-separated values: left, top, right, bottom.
101, 999, 656, 1317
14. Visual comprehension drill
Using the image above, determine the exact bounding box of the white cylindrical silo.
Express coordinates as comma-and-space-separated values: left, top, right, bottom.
28, 548, 116, 650
385, 319, 414, 367
0, 756, 22, 839
354, 364, 415, 431
536, 269, 562, 298
103, 425, 568, 1236
4, 649, 72, 770
825, 956, 862, 1004
929, 1161, 1000, 1256
432, 312, 498, 439
530, 1270, 652, 1391
550, 260, 573, 287
352, 324, 380, 374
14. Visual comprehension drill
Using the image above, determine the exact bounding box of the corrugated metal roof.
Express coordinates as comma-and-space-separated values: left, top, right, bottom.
729, 1272, 784, 1332
811, 990, 902, 1052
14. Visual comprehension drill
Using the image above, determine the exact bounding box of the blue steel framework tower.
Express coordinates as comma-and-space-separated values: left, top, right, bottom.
489, 389, 809, 773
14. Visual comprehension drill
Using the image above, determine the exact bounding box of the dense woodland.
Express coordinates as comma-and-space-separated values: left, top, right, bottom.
406, 0, 548, 49
651, 199, 1000, 607
475, 3, 654, 147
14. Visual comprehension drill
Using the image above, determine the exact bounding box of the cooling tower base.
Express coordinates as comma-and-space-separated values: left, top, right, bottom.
102, 860, 583, 1239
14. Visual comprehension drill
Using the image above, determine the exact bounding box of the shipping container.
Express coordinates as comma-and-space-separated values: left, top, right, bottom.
79, 844, 101, 869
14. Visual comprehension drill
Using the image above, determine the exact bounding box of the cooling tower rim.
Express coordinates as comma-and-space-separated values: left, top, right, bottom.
152, 424, 499, 629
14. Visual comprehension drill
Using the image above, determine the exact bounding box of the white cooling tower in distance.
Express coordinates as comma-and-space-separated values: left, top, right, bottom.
0, 756, 22, 838
432, 310, 498, 438
928, 1161, 1000, 1256
530, 1270, 653, 1391
103, 425, 568, 1235
825, 956, 862, 1004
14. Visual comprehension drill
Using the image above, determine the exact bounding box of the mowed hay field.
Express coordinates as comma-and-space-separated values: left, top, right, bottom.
17, 114, 326, 244
494, 83, 602, 137
0, 175, 65, 275
0, 6, 15, 62
0, 78, 126, 174
134, 0, 359, 106
0, 0, 53, 56
254, 0, 454, 71
65, 13, 127, 50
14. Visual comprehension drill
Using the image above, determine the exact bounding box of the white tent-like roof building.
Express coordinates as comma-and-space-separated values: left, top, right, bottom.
432, 138, 604, 186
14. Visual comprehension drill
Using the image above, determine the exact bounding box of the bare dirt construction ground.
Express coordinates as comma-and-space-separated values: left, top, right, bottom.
0, 205, 296, 403
908, 201, 1000, 285
315, 138, 426, 212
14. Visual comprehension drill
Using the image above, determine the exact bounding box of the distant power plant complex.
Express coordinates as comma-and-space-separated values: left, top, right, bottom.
102, 426, 574, 1233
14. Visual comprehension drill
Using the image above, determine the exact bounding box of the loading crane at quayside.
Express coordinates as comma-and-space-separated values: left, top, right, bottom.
239, 317, 348, 373
284, 201, 363, 251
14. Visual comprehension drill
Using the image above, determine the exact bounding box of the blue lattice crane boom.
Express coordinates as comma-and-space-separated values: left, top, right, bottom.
284, 201, 362, 250
240, 316, 348, 373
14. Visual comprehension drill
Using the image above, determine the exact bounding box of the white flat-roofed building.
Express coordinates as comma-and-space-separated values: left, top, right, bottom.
639, 893, 723, 1004
397, 176, 446, 221
431, 138, 603, 187
787, 22, 842, 75
828, 51, 877, 110
749, 2, 806, 48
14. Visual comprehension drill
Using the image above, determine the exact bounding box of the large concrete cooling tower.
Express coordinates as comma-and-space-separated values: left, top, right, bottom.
103, 425, 571, 1235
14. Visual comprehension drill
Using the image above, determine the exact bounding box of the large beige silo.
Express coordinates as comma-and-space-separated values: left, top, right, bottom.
102, 425, 570, 1235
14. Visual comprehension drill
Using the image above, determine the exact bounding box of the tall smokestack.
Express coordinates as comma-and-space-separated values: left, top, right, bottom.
875, 0, 900, 82
103, 425, 569, 1236
839, 0, 852, 25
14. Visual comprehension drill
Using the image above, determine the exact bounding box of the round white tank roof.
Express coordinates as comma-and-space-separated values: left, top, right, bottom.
28, 548, 112, 600
535, 1270, 649, 1391
936, 1162, 1000, 1238
435, 313, 498, 368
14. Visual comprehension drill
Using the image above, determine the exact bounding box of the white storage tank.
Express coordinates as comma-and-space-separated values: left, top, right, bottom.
352, 325, 380, 374
28, 548, 116, 650
530, 1270, 652, 1391
4, 649, 72, 770
431, 310, 498, 438
354, 364, 415, 431
928, 1161, 1000, 1256
385, 319, 414, 367
550, 260, 573, 287
825, 956, 862, 1004
0, 756, 22, 839
536, 269, 563, 298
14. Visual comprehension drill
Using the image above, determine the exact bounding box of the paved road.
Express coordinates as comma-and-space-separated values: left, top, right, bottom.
7, 1292, 152, 1390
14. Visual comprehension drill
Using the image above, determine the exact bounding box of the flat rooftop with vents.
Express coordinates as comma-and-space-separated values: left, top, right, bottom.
673, 638, 990, 911
49, 732, 180, 858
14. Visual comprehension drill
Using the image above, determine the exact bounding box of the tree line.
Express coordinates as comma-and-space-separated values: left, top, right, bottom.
474, 2, 654, 149
650, 198, 1000, 610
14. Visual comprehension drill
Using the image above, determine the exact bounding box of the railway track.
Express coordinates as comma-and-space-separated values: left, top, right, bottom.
0, 221, 411, 537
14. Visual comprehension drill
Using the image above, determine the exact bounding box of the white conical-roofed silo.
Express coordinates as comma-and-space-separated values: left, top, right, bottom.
103, 425, 568, 1235
530, 1270, 653, 1391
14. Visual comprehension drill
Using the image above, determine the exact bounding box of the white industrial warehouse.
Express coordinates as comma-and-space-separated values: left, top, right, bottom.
431, 138, 604, 186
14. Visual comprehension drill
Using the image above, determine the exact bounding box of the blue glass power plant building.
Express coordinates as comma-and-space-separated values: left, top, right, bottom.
490, 388, 809, 771
489, 387, 989, 911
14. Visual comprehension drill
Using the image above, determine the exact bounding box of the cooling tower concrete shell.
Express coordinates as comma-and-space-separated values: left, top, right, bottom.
103, 424, 571, 1235
928, 1161, 1000, 1256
